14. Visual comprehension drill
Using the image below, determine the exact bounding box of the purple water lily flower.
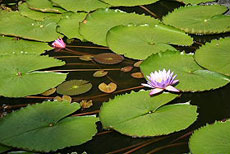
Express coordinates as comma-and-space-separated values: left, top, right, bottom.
52, 38, 66, 49
142, 69, 180, 95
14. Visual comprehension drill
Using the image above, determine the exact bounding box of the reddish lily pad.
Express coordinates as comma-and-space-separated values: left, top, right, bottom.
57, 80, 92, 96
131, 72, 144, 78
41, 88, 56, 96
121, 66, 133, 72
134, 61, 143, 67
98, 82, 117, 93
93, 53, 124, 65
93, 70, 108, 77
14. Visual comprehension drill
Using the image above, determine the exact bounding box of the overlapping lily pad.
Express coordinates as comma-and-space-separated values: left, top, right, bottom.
100, 91, 198, 137
100, 0, 158, 6
107, 24, 193, 59
51, 0, 110, 12
0, 36, 52, 55
0, 101, 98, 152
140, 50, 230, 92
162, 5, 230, 34
189, 121, 230, 154
79, 8, 160, 46
57, 12, 87, 40
0, 11, 61, 42
178, 0, 215, 4
57, 80, 92, 96
195, 37, 230, 76
0, 55, 67, 97
27, 0, 65, 13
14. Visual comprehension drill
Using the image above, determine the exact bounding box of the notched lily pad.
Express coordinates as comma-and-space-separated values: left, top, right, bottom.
93, 70, 108, 77
98, 82, 117, 93
57, 80, 92, 96
0, 100, 98, 152
80, 100, 93, 109
93, 53, 124, 65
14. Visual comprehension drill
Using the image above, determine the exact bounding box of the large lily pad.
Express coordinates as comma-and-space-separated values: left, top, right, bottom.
178, 0, 215, 4
51, 0, 110, 12
57, 12, 87, 40
79, 8, 160, 46
27, 0, 65, 13
162, 5, 230, 34
100, 0, 158, 6
100, 91, 198, 137
57, 80, 92, 96
0, 101, 98, 152
19, 3, 63, 21
107, 24, 193, 59
0, 55, 67, 97
189, 121, 230, 154
140, 50, 230, 92
195, 37, 230, 76
0, 11, 61, 42
0, 36, 52, 55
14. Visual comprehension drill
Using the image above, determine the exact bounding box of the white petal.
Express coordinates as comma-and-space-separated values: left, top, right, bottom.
149, 88, 164, 95
165, 86, 180, 92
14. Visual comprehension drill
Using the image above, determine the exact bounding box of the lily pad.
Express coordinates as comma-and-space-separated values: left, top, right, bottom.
93, 53, 124, 65
0, 101, 98, 152
0, 36, 52, 55
140, 50, 230, 92
57, 12, 87, 40
107, 24, 192, 59
0, 11, 61, 42
51, 0, 110, 12
93, 70, 108, 77
195, 37, 230, 76
41, 88, 56, 96
0, 55, 67, 97
178, 0, 215, 4
120, 66, 133, 72
131, 72, 144, 78
100, 0, 158, 6
79, 8, 160, 46
79, 55, 94, 61
18, 3, 62, 21
0, 144, 11, 153
57, 80, 92, 96
134, 61, 143, 67
80, 100, 93, 109
189, 121, 230, 154
162, 5, 230, 34
27, 0, 65, 13
98, 82, 117, 93
100, 91, 198, 137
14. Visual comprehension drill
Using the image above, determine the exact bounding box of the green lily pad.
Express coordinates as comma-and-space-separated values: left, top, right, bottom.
27, 0, 65, 13
51, 0, 110, 12
57, 80, 92, 96
107, 24, 193, 59
140, 50, 230, 92
79, 8, 160, 46
19, 3, 63, 21
100, 91, 198, 137
189, 121, 230, 154
0, 55, 67, 97
177, 0, 215, 4
0, 11, 61, 42
57, 12, 87, 40
100, 0, 158, 6
162, 5, 230, 34
0, 101, 98, 152
0, 36, 52, 55
195, 37, 230, 76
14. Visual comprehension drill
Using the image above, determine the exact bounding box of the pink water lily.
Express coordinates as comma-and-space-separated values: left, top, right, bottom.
52, 38, 66, 49
142, 69, 180, 95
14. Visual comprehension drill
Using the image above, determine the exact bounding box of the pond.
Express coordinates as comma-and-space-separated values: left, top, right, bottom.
0, 0, 230, 154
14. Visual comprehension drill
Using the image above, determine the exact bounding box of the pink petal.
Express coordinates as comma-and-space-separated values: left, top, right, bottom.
149, 88, 164, 95
141, 83, 153, 88
165, 85, 180, 93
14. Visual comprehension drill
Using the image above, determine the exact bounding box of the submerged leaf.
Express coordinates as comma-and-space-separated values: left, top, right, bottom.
140, 50, 230, 92
0, 101, 98, 152
57, 80, 92, 96
79, 8, 160, 46
189, 121, 230, 154
100, 0, 158, 6
98, 82, 117, 93
93, 53, 124, 65
100, 91, 198, 137
0, 55, 67, 97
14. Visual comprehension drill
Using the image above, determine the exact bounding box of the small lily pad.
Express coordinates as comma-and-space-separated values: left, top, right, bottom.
179, 0, 215, 4
98, 82, 117, 93
93, 70, 108, 77
121, 66, 133, 72
57, 80, 92, 96
0, 100, 98, 152
80, 100, 93, 109
131, 72, 144, 78
79, 55, 94, 61
41, 88, 56, 96
93, 53, 124, 65
134, 61, 143, 67
100, 0, 158, 6
62, 95, 72, 102
189, 121, 230, 154
100, 91, 198, 137
0, 36, 52, 55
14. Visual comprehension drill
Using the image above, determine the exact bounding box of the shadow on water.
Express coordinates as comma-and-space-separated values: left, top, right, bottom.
1, 0, 230, 153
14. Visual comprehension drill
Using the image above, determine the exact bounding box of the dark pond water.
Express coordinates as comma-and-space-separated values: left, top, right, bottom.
1, 0, 230, 154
